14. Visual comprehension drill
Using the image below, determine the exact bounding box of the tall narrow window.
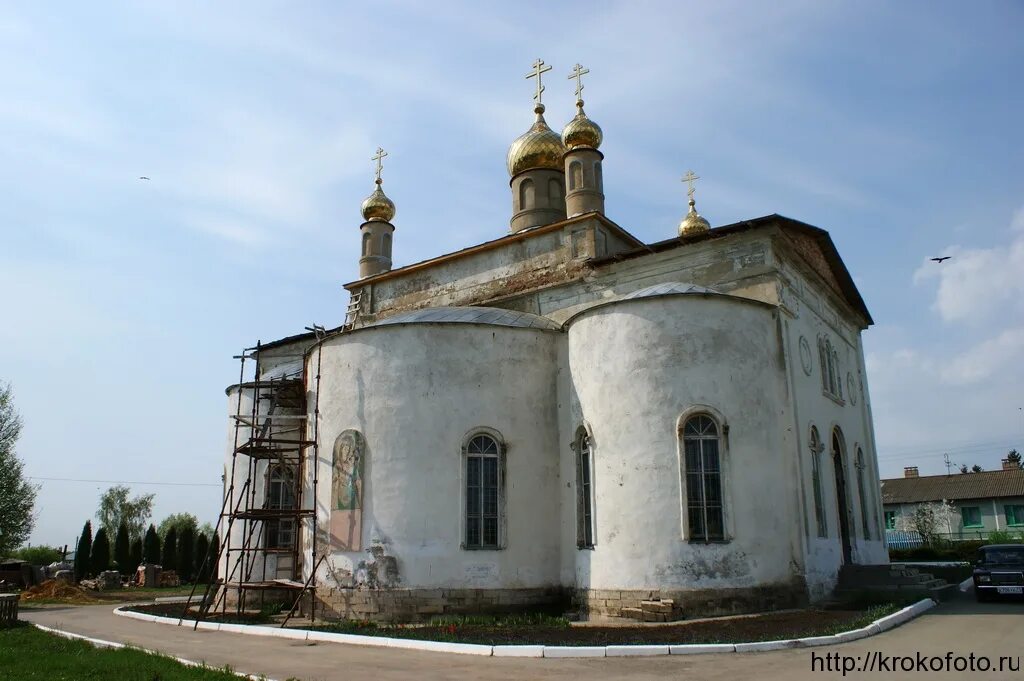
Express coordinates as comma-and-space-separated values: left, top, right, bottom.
382, 232, 392, 257
855, 447, 871, 540
683, 415, 725, 542
548, 178, 562, 206
266, 465, 296, 550
569, 161, 582, 191
361, 232, 371, 256
594, 163, 603, 192
519, 178, 535, 210
576, 430, 594, 548
810, 426, 828, 537
465, 433, 501, 549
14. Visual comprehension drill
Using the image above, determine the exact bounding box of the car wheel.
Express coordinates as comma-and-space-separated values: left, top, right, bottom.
974, 589, 990, 602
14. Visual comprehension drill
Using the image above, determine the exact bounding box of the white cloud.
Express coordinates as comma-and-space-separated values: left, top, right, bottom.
913, 208, 1024, 325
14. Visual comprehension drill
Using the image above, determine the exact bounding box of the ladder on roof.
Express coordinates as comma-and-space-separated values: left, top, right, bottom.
343, 292, 362, 331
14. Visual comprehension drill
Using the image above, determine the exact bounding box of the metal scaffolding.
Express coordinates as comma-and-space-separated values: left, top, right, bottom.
185, 334, 324, 628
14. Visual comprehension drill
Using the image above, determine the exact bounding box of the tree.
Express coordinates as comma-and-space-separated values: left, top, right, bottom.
97, 485, 155, 541
1007, 450, 1022, 469
194, 533, 211, 583
157, 513, 198, 541
12, 545, 63, 565
74, 520, 93, 580
177, 526, 195, 582
0, 382, 36, 557
959, 464, 969, 474
90, 527, 111, 575
129, 537, 143, 575
114, 522, 131, 576
198, 521, 215, 540
897, 500, 956, 545
143, 524, 160, 564
162, 527, 178, 574
209, 532, 220, 582
971, 464, 984, 473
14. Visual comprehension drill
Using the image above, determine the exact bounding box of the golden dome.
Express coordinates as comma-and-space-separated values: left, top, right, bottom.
361, 181, 395, 223
507, 104, 566, 177
561, 101, 603, 150
678, 199, 710, 237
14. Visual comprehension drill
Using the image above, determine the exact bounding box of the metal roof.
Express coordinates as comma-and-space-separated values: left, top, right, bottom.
370, 306, 561, 331
621, 282, 719, 299
881, 469, 1024, 504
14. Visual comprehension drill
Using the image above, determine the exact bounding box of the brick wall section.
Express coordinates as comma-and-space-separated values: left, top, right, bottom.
574, 578, 809, 620
312, 586, 567, 623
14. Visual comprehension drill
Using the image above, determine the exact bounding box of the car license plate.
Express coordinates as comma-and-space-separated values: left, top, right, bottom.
996, 586, 1023, 595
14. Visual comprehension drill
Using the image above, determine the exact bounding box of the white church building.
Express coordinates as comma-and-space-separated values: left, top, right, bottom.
219, 62, 888, 622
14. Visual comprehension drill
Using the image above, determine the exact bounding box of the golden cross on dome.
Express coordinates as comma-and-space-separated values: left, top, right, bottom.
568, 63, 589, 102
526, 58, 553, 105
682, 170, 700, 201
371, 147, 387, 185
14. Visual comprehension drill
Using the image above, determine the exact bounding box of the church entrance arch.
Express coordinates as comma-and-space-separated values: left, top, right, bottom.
831, 428, 853, 564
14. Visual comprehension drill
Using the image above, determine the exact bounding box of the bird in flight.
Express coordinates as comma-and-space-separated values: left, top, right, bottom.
138, 176, 150, 180
930, 256, 951, 263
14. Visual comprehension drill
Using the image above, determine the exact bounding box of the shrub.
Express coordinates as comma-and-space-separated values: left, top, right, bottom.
90, 528, 111, 574
74, 521, 92, 580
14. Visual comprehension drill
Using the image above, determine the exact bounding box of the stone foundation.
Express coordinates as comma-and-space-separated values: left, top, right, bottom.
574, 578, 808, 620
312, 586, 567, 623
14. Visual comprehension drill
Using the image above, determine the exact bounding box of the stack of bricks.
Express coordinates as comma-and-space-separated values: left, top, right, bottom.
620, 599, 677, 622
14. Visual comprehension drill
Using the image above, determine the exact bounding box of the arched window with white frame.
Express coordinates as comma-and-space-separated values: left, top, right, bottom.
464, 432, 503, 550
575, 427, 595, 548
682, 414, 725, 542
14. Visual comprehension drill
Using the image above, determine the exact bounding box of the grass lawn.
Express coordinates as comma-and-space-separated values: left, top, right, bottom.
0, 622, 255, 680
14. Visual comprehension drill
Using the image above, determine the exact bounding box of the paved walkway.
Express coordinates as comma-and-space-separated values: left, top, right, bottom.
20, 595, 1024, 680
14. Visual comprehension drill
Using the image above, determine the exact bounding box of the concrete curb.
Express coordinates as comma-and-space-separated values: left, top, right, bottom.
30, 622, 280, 681
112, 598, 937, 658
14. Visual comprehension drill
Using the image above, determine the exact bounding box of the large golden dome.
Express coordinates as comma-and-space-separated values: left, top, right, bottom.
507, 104, 566, 177
361, 182, 395, 223
561, 102, 603, 150
678, 199, 711, 237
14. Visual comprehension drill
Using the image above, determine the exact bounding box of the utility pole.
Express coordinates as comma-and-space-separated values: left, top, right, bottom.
944, 453, 952, 475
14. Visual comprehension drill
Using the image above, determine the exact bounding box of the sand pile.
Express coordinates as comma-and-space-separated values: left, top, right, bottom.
21, 579, 98, 603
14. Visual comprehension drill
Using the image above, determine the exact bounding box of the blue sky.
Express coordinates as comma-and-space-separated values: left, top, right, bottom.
2, 1, 1021, 547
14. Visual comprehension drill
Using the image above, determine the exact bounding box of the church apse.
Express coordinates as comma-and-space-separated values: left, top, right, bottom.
330, 429, 365, 551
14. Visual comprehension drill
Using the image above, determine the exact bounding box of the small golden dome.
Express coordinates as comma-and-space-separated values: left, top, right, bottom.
361, 181, 395, 223
678, 199, 711, 237
561, 101, 603, 150
507, 104, 567, 177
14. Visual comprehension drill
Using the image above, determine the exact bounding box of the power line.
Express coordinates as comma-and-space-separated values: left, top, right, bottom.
29, 476, 219, 488
877, 440, 1019, 461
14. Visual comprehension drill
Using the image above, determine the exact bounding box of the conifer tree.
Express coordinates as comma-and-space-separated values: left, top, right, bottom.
90, 527, 111, 575
74, 520, 92, 580
129, 537, 143, 575
194, 533, 210, 583
177, 525, 195, 582
162, 527, 178, 573
143, 524, 160, 564
114, 522, 130, 576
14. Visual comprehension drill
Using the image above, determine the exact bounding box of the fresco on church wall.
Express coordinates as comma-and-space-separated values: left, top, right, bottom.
330, 429, 364, 551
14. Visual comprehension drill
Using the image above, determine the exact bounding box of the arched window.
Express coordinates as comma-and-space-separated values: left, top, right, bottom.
855, 447, 871, 540
832, 349, 843, 399
594, 163, 603, 192
831, 427, 853, 563
569, 161, 582, 191
266, 464, 296, 550
683, 414, 724, 542
361, 232, 372, 256
464, 432, 502, 549
519, 178, 535, 210
548, 178, 563, 206
382, 232, 392, 258
810, 426, 827, 537
576, 428, 595, 548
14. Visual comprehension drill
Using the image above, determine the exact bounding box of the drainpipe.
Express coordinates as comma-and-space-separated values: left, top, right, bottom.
993, 499, 1000, 531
